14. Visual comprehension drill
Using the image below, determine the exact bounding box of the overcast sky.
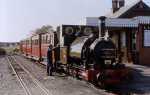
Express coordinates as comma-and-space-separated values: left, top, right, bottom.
0, 0, 150, 42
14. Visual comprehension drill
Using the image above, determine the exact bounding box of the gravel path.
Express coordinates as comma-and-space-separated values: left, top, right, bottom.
0, 56, 26, 95
15, 55, 111, 95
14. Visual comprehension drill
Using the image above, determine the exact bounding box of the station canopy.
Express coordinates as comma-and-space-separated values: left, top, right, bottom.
105, 16, 150, 28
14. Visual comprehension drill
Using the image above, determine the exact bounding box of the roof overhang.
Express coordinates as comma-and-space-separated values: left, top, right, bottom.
104, 16, 150, 28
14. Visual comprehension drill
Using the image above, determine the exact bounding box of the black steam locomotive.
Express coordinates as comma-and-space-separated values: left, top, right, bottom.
53, 17, 131, 87
68, 35, 129, 86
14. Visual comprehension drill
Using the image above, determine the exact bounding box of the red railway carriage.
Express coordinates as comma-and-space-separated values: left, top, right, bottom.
41, 32, 55, 64
26, 38, 32, 58
20, 40, 23, 53
31, 31, 56, 62
20, 39, 27, 55
31, 34, 41, 61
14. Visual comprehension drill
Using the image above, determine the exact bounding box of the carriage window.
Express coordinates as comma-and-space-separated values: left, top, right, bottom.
42, 36, 44, 44
35, 40, 37, 45
41, 37, 43, 44
49, 35, 51, 44
32, 40, 34, 45
34, 40, 35, 45
35, 40, 36, 45
48, 35, 51, 43
37, 40, 39, 45
43, 36, 45, 44
144, 30, 150, 47
46, 35, 48, 43
44, 36, 47, 44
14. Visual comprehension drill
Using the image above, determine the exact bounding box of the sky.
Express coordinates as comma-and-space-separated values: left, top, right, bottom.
0, 0, 150, 42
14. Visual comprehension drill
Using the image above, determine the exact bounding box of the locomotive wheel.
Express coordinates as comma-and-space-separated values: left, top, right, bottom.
96, 73, 106, 88
72, 69, 76, 78
66, 64, 70, 75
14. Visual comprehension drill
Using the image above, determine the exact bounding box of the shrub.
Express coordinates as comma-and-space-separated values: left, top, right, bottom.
0, 48, 6, 55
13, 48, 19, 53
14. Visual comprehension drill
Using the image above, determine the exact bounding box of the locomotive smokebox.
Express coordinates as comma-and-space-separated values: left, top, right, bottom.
93, 40, 116, 65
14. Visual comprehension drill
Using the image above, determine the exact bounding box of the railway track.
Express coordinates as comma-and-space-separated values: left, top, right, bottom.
7, 55, 51, 95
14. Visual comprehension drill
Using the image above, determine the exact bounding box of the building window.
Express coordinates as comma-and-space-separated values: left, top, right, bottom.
144, 30, 150, 47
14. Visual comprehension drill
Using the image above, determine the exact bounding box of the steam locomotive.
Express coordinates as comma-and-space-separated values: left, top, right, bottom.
53, 27, 130, 86
66, 35, 130, 86
20, 17, 131, 87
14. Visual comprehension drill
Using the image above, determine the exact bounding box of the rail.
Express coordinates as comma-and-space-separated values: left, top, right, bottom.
7, 55, 52, 95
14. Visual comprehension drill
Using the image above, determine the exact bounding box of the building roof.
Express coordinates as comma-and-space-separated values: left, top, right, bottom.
105, 18, 138, 28
85, 0, 150, 26
86, 16, 150, 28
105, 16, 150, 28
136, 16, 150, 24
106, 0, 148, 18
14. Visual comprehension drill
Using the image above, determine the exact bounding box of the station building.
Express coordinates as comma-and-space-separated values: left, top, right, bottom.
86, 0, 150, 65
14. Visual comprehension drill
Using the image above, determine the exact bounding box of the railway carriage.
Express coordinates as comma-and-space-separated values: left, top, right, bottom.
40, 32, 56, 64
20, 30, 57, 62
20, 39, 27, 56
26, 38, 32, 58
20, 40, 23, 54
31, 34, 41, 61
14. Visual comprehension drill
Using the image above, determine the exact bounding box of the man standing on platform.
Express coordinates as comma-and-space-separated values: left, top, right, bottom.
47, 45, 53, 76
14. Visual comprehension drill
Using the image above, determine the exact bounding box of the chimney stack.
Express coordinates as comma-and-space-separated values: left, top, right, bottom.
112, 0, 125, 13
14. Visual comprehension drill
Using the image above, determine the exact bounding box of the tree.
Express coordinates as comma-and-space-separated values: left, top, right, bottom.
34, 25, 54, 34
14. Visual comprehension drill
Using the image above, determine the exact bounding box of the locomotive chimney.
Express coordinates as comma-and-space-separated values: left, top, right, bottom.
112, 0, 125, 13
98, 16, 106, 40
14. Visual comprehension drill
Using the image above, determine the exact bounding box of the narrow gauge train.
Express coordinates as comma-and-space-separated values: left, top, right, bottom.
20, 31, 58, 64
20, 19, 131, 87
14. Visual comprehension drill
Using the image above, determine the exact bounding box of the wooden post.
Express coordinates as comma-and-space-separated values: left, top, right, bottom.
126, 30, 132, 63
118, 32, 122, 63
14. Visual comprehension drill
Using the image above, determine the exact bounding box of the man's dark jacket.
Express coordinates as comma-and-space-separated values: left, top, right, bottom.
47, 48, 52, 65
